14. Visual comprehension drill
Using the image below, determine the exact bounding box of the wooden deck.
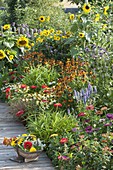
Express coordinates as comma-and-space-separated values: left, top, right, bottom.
0, 103, 54, 170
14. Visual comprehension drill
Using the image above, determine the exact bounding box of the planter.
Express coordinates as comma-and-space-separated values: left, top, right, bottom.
10, 147, 42, 163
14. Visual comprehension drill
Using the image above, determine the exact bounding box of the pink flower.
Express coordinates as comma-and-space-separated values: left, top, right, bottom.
20, 84, 27, 89
16, 110, 25, 117
30, 85, 37, 89
54, 103, 62, 107
41, 85, 48, 89
86, 105, 94, 110
78, 112, 86, 117
60, 138, 68, 144
43, 89, 50, 93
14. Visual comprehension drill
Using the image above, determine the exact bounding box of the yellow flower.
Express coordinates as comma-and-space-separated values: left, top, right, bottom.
56, 30, 62, 35
36, 37, 44, 43
69, 14, 75, 20
50, 29, 54, 33
79, 32, 85, 38
22, 134, 28, 137
82, 3, 91, 13
50, 134, 58, 137
43, 30, 50, 36
34, 33, 38, 37
9, 55, 14, 60
103, 6, 109, 15
17, 138, 23, 145
54, 36, 60, 41
31, 43, 34, 47
46, 16, 50, 22
39, 16, 45, 22
94, 14, 100, 22
11, 141, 16, 147
26, 44, 31, 50
17, 36, 29, 47
0, 50, 6, 59
3, 24, 10, 30
102, 24, 107, 30
30, 134, 37, 141
29, 147, 37, 152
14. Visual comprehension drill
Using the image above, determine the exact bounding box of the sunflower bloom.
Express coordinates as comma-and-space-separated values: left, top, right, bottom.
103, 6, 109, 15
36, 37, 44, 43
69, 14, 75, 20
39, 16, 45, 22
17, 36, 29, 47
9, 55, 14, 60
79, 32, 85, 38
0, 50, 6, 59
3, 24, 10, 30
82, 3, 91, 13
29, 147, 37, 152
54, 36, 60, 41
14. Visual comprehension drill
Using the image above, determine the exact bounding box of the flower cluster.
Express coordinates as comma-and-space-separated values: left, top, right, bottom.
3, 134, 45, 152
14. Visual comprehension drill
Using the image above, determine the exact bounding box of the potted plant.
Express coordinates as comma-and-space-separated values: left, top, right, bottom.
3, 133, 45, 163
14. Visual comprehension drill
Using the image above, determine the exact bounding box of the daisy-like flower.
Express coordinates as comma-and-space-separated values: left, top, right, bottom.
39, 16, 45, 22
3, 24, 10, 30
69, 14, 75, 20
17, 36, 29, 47
103, 6, 109, 15
0, 50, 6, 59
9, 55, 14, 61
82, 3, 91, 13
79, 32, 85, 38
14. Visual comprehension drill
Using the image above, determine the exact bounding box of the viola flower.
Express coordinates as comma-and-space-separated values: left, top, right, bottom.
82, 3, 91, 13
60, 138, 68, 144
54, 103, 62, 107
62, 155, 70, 161
16, 110, 25, 117
85, 126, 93, 133
86, 105, 94, 110
30, 85, 37, 89
106, 113, 113, 120
104, 122, 112, 127
78, 112, 86, 117
24, 141, 32, 149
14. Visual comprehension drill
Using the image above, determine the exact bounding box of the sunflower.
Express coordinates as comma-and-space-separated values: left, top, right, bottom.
9, 55, 14, 60
3, 24, 10, 30
17, 36, 29, 47
82, 3, 91, 13
79, 32, 85, 38
54, 36, 60, 41
0, 50, 6, 59
39, 16, 45, 22
103, 6, 109, 15
36, 37, 44, 43
69, 14, 75, 20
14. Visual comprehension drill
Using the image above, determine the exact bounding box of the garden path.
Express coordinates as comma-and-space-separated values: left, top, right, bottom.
0, 103, 54, 170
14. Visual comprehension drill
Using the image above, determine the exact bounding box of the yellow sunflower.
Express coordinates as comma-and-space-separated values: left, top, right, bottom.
11, 140, 16, 147
103, 6, 109, 15
54, 36, 60, 41
17, 36, 29, 47
39, 16, 45, 22
36, 37, 44, 43
9, 55, 14, 60
3, 24, 10, 30
82, 3, 91, 13
69, 14, 75, 20
0, 50, 6, 59
79, 32, 85, 38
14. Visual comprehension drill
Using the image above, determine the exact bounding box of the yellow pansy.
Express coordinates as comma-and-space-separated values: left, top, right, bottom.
0, 50, 6, 59
3, 24, 10, 30
9, 55, 14, 60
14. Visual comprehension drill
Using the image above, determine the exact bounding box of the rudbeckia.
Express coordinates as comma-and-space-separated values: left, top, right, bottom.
69, 14, 75, 20
3, 24, 10, 30
103, 6, 109, 15
79, 32, 85, 38
17, 36, 29, 47
39, 16, 45, 22
82, 3, 91, 13
0, 50, 6, 59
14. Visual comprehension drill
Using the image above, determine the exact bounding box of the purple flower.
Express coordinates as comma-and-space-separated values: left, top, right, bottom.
62, 156, 70, 161
106, 113, 113, 120
72, 128, 77, 132
85, 126, 93, 133
104, 122, 112, 126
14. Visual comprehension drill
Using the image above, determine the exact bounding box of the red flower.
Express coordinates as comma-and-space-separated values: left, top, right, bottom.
24, 141, 32, 149
5, 88, 10, 93
20, 84, 27, 89
78, 112, 86, 117
9, 71, 16, 75
41, 85, 48, 89
16, 110, 24, 117
30, 85, 37, 89
86, 105, 94, 110
60, 138, 68, 144
20, 75, 24, 79
42, 100, 48, 103
43, 89, 50, 93
54, 103, 62, 107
